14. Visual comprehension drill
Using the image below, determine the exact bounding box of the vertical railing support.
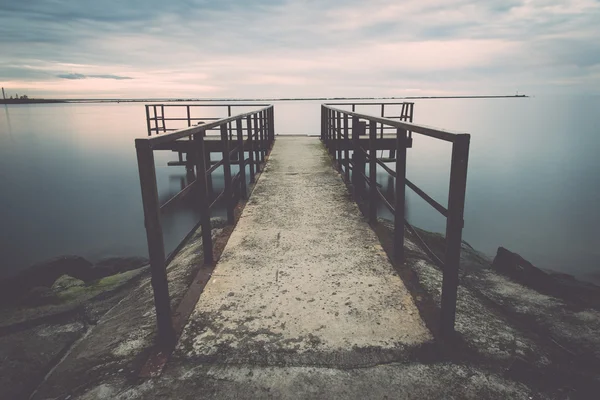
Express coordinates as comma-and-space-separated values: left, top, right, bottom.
236, 118, 247, 199
260, 111, 266, 161
192, 132, 214, 265
368, 120, 377, 223
328, 109, 334, 156
247, 115, 256, 182
268, 106, 275, 146
336, 111, 343, 168
321, 106, 326, 141
135, 139, 175, 346
351, 118, 366, 203
145, 105, 151, 136
253, 114, 261, 171
220, 124, 234, 224
394, 128, 408, 263
343, 114, 350, 183
331, 110, 337, 161
440, 134, 470, 337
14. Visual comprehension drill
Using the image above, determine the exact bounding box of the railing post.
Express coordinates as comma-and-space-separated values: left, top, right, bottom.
331, 110, 337, 160
186, 105, 191, 127
351, 118, 366, 203
343, 114, 350, 183
268, 106, 275, 147
247, 115, 255, 182
220, 124, 234, 225
253, 114, 261, 171
394, 128, 408, 263
368, 120, 377, 223
236, 118, 247, 199
440, 134, 470, 337
336, 111, 343, 168
145, 105, 151, 136
192, 132, 214, 265
153, 105, 159, 135
327, 109, 333, 154
204, 130, 213, 196
135, 139, 175, 346
260, 110, 266, 161
321, 106, 326, 141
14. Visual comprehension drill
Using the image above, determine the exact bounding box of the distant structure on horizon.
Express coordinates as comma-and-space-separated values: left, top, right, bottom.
2, 87, 5, 100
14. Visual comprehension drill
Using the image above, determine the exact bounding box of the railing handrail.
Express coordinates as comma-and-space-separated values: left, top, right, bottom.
146, 103, 271, 107
138, 105, 273, 148
325, 102, 413, 106
323, 105, 467, 143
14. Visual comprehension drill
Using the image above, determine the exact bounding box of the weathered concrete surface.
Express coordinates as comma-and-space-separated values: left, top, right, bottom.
176, 136, 432, 365
70, 362, 535, 400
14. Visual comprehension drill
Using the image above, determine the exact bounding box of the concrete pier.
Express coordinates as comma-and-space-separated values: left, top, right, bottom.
27, 136, 555, 400
176, 136, 432, 364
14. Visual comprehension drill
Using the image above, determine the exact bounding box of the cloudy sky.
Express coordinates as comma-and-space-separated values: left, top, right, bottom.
1, 0, 599, 98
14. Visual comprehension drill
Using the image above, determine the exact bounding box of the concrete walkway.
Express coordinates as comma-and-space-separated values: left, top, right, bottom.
175, 136, 432, 365
29, 136, 545, 400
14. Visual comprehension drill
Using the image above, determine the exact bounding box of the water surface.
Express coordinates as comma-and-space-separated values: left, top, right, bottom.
0, 97, 598, 283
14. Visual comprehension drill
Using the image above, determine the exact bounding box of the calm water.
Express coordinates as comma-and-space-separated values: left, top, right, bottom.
1, 97, 599, 284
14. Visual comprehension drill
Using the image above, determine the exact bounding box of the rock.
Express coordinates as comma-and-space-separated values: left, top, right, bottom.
51, 275, 85, 292
0, 321, 86, 400
0, 256, 93, 304
210, 217, 228, 229
492, 247, 551, 287
492, 247, 600, 308
21, 286, 60, 306
91, 256, 149, 280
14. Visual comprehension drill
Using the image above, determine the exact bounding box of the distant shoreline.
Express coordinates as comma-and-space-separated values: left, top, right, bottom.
2, 95, 529, 105
1, 99, 67, 104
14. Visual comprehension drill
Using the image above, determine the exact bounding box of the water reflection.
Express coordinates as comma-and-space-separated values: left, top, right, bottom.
0, 98, 598, 285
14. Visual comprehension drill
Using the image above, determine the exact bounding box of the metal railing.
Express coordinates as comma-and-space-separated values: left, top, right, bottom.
145, 103, 271, 136
135, 105, 274, 344
321, 104, 470, 337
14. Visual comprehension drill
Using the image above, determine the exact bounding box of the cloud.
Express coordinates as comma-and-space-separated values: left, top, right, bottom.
0, 0, 599, 97
56, 73, 133, 80
57, 73, 86, 80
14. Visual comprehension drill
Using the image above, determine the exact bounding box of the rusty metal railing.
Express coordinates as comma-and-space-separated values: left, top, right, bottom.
145, 103, 271, 136
321, 103, 470, 337
136, 105, 274, 345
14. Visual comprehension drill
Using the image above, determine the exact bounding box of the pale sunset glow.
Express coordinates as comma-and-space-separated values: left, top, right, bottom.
1, 0, 599, 98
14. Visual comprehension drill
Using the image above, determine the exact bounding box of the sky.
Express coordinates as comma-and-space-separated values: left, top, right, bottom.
0, 0, 599, 99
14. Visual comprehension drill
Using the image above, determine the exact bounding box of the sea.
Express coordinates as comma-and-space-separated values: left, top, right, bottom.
1, 96, 599, 284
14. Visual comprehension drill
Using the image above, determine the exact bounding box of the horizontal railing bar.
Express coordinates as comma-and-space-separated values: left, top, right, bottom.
139, 106, 272, 148
231, 172, 241, 185
359, 171, 370, 184
229, 145, 240, 157
155, 117, 221, 121
159, 180, 197, 211
405, 178, 449, 217
376, 187, 395, 214
376, 158, 397, 177
325, 105, 465, 142
209, 190, 225, 210
325, 102, 414, 106
206, 159, 224, 175
149, 103, 271, 107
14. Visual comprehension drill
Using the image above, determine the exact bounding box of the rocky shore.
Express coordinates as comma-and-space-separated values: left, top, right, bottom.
0, 218, 228, 400
1, 216, 599, 399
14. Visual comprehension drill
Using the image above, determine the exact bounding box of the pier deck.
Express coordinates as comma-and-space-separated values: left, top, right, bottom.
175, 136, 432, 364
